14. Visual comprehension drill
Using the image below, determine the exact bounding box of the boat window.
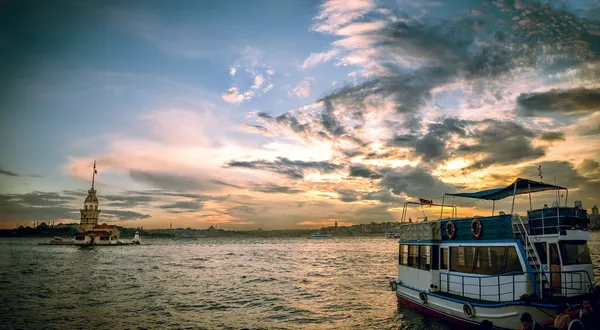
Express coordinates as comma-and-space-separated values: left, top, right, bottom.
534, 243, 548, 264
440, 248, 448, 270
450, 246, 523, 275
408, 245, 419, 267
559, 241, 592, 265
504, 247, 523, 273
431, 245, 439, 271
399, 245, 408, 265
450, 247, 473, 273
419, 245, 431, 270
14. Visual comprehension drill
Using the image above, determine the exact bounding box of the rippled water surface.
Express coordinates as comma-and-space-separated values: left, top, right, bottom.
1, 235, 599, 329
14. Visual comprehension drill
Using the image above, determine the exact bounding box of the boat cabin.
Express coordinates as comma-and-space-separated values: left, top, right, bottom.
391, 178, 597, 329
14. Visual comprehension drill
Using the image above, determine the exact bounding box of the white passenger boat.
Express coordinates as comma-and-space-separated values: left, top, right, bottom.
390, 178, 598, 329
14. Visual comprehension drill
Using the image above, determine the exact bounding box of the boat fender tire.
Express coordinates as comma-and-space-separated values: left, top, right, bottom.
446, 221, 456, 240
419, 292, 428, 304
471, 219, 483, 239
389, 281, 398, 292
463, 303, 475, 318
568, 319, 583, 330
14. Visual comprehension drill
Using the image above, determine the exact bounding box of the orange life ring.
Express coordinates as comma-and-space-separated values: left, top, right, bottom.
471, 219, 483, 239
446, 221, 456, 239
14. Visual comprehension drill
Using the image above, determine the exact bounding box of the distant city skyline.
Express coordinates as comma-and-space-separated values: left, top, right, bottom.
1, 0, 600, 229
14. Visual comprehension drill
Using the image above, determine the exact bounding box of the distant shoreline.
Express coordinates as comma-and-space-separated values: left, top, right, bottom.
0, 222, 402, 238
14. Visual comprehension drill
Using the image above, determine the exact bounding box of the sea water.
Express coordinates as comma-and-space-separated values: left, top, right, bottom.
1, 235, 599, 329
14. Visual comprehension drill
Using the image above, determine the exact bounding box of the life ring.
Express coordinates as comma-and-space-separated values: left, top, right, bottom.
471, 219, 483, 239
568, 319, 584, 330
463, 302, 476, 318
419, 292, 428, 304
446, 221, 456, 239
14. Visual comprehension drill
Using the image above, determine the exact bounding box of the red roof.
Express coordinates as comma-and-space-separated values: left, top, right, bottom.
94, 224, 116, 229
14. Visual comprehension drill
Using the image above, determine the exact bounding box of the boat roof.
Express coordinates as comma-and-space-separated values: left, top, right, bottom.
445, 178, 566, 201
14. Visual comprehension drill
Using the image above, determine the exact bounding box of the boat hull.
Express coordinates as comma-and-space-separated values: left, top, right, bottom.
395, 285, 554, 330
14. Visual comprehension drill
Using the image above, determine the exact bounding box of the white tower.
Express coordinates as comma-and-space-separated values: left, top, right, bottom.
79, 161, 100, 232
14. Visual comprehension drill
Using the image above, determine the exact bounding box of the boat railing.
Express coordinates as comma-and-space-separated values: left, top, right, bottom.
528, 214, 589, 235
440, 270, 594, 302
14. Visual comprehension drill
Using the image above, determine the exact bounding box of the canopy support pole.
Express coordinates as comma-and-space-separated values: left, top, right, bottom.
528, 183, 532, 210
565, 189, 569, 206
492, 201, 495, 216
510, 181, 518, 214
440, 194, 446, 220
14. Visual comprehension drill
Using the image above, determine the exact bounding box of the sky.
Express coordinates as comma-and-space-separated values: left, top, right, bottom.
1, 0, 600, 230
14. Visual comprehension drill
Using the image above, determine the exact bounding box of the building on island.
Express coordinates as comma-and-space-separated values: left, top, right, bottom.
590, 205, 599, 230
74, 161, 121, 245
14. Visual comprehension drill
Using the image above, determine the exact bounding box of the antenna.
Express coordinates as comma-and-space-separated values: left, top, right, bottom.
538, 165, 543, 182
91, 160, 97, 189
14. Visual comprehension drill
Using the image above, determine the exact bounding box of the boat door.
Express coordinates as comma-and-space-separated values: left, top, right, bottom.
430, 245, 440, 291
549, 243, 561, 294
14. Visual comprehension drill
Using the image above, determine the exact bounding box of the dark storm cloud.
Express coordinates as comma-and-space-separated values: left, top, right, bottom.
129, 170, 222, 191
3, 191, 77, 207
517, 161, 600, 204
250, 184, 303, 194
348, 164, 382, 179
336, 189, 361, 203
123, 190, 204, 199
0, 192, 79, 223
0, 166, 42, 178
538, 131, 565, 141
0, 167, 19, 177
455, 120, 546, 170
225, 157, 342, 179
362, 190, 402, 204
388, 118, 473, 162
580, 159, 600, 172
516, 88, 600, 117
380, 166, 458, 198
103, 194, 155, 208
101, 210, 151, 221
158, 201, 203, 213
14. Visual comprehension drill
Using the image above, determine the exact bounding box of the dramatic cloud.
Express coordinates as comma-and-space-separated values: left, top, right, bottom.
517, 88, 600, 117
226, 157, 342, 179
456, 120, 546, 170
348, 164, 381, 179
388, 118, 472, 162
380, 166, 458, 198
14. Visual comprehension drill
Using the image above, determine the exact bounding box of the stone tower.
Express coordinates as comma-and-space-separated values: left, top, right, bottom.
79, 161, 100, 232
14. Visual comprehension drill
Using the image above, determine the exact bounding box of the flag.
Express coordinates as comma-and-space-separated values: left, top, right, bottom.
419, 198, 433, 205
93, 160, 97, 174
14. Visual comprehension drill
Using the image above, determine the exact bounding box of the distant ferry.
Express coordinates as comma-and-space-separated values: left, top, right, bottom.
309, 233, 332, 239
389, 178, 598, 330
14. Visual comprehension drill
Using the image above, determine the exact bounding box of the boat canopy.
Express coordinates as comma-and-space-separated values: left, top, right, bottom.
445, 178, 566, 201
